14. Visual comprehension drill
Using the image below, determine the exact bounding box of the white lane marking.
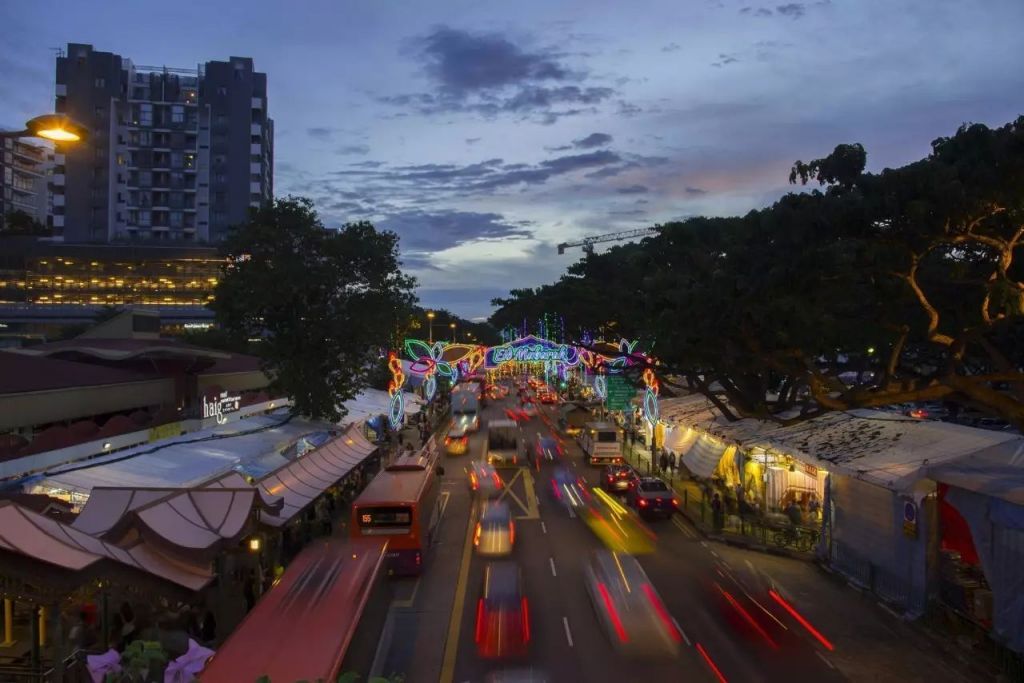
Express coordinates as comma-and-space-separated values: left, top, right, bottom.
568, 507, 576, 519
549, 557, 558, 577
745, 559, 755, 572
700, 541, 709, 548
816, 651, 836, 669
710, 550, 720, 558
541, 521, 548, 534
672, 617, 691, 646
562, 617, 574, 647
745, 591, 788, 629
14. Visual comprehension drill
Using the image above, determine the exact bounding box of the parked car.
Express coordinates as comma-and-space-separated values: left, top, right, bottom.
602, 463, 636, 493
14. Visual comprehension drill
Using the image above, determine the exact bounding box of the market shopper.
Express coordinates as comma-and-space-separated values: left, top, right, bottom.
711, 493, 725, 531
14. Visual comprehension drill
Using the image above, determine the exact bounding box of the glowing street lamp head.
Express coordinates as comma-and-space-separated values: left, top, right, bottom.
26, 114, 87, 143
427, 311, 436, 319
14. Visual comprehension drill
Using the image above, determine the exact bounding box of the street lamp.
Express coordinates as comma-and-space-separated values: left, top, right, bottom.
426, 311, 436, 343
449, 322, 456, 342
0, 114, 87, 143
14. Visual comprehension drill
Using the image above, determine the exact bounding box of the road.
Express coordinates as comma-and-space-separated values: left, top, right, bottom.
372, 386, 979, 683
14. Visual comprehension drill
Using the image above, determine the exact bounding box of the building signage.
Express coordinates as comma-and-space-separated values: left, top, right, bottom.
203, 391, 241, 425
487, 335, 580, 367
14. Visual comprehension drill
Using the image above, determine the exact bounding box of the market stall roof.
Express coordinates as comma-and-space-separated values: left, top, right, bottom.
339, 388, 423, 427
925, 441, 1024, 506
34, 414, 332, 496
259, 425, 378, 527
128, 488, 263, 556
0, 500, 212, 591
657, 394, 1024, 491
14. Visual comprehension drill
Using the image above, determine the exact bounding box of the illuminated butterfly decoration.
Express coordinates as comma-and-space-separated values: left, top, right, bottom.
594, 374, 608, 399
404, 339, 455, 378
642, 367, 660, 425
387, 351, 406, 429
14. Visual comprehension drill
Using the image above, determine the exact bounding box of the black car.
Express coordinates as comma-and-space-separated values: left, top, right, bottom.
602, 463, 636, 492
627, 477, 677, 519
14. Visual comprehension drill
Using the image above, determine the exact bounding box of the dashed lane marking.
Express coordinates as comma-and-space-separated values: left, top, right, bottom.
816, 651, 836, 669
562, 617, 574, 647
541, 521, 548, 534
549, 557, 558, 577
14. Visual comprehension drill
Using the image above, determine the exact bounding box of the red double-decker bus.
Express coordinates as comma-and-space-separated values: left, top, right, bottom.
351, 444, 442, 575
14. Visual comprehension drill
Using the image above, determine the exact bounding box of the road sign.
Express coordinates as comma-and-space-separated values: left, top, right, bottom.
605, 376, 634, 411
902, 500, 917, 538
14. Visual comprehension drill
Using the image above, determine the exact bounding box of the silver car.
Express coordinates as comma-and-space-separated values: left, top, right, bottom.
584, 550, 681, 659
470, 461, 504, 498
475, 501, 515, 557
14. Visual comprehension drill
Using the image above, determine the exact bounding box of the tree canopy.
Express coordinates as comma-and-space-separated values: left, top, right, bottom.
490, 115, 1024, 429
211, 197, 417, 421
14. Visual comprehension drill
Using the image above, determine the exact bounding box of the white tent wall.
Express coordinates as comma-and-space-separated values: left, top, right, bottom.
828, 473, 931, 614
944, 486, 1024, 653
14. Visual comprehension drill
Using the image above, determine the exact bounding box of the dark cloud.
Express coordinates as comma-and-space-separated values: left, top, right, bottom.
617, 100, 643, 116
465, 137, 481, 144
307, 127, 336, 140
712, 52, 740, 68
380, 209, 533, 252
662, 43, 682, 53
336, 144, 370, 155
616, 184, 649, 194
573, 132, 613, 148
776, 3, 806, 18
685, 186, 708, 195
756, 7, 773, 16
382, 26, 621, 123
609, 209, 647, 217
539, 150, 620, 174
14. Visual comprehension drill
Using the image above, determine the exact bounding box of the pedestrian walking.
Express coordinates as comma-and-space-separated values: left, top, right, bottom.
243, 570, 257, 612
659, 452, 668, 474
668, 452, 677, 472
711, 492, 725, 532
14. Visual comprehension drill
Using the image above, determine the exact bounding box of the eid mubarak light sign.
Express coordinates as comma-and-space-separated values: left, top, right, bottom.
486, 335, 580, 368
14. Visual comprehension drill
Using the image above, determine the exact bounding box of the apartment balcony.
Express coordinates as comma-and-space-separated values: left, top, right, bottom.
51, 174, 65, 186
251, 98, 263, 109
250, 143, 261, 155
250, 123, 262, 135
52, 215, 64, 228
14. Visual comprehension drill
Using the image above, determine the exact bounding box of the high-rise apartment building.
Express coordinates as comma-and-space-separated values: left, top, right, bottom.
1, 138, 52, 231
54, 43, 273, 244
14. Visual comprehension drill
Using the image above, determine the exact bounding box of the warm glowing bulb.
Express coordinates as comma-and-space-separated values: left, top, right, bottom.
36, 128, 80, 142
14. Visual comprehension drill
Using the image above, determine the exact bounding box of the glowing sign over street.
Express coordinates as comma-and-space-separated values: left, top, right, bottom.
486, 335, 580, 367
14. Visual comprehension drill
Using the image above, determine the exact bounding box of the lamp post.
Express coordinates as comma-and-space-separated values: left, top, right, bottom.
449, 322, 456, 342
0, 114, 87, 143
426, 311, 435, 344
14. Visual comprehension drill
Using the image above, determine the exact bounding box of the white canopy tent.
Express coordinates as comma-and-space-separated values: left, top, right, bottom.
339, 388, 423, 427
32, 413, 333, 498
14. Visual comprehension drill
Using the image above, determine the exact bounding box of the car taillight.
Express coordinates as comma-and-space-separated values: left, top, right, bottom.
509, 521, 515, 545
475, 599, 485, 642
552, 480, 562, 499
493, 473, 503, 488
521, 597, 530, 642
473, 523, 481, 546
639, 498, 649, 507
470, 472, 478, 490
641, 583, 681, 642
445, 437, 451, 446
672, 498, 680, 507
597, 582, 629, 643
415, 551, 421, 566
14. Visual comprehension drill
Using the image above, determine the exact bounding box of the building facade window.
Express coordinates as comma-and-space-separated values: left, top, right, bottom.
171, 105, 185, 123
94, 77, 105, 88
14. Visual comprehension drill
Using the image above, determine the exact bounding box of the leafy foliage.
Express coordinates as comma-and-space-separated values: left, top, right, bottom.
1, 209, 49, 236
211, 197, 417, 421
490, 116, 1024, 428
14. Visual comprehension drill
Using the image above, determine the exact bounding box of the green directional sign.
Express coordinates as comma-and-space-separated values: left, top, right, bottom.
605, 376, 634, 411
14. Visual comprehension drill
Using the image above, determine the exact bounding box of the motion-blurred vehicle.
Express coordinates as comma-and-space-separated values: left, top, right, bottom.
627, 477, 678, 520
538, 390, 557, 404
549, 464, 590, 510
469, 460, 504, 498
602, 463, 636, 492
449, 390, 481, 438
584, 550, 681, 659
582, 488, 656, 554
444, 434, 469, 456
487, 419, 525, 467
520, 402, 538, 419
483, 669, 548, 683
535, 434, 562, 464
475, 501, 515, 557
476, 561, 530, 659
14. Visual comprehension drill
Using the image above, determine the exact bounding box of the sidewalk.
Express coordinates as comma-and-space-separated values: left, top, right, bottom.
620, 439, 817, 561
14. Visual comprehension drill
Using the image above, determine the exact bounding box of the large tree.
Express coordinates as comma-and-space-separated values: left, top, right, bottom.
489, 116, 1024, 429
211, 197, 417, 421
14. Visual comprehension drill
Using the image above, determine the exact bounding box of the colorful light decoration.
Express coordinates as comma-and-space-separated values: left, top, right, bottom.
642, 367, 660, 426
594, 374, 608, 399
387, 351, 406, 430
424, 375, 437, 401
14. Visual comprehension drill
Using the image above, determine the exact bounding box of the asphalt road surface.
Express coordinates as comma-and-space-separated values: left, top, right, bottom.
371, 386, 979, 683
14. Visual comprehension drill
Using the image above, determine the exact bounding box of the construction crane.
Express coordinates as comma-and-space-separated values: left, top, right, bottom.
556, 227, 659, 255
